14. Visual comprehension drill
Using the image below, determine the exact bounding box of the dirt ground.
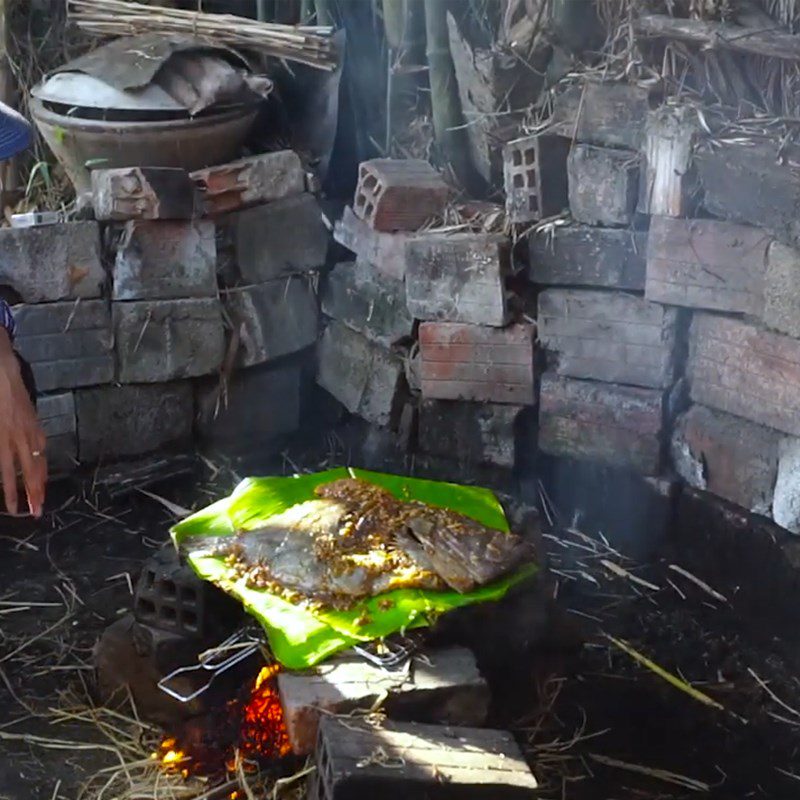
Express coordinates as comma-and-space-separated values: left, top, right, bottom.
2, 428, 800, 800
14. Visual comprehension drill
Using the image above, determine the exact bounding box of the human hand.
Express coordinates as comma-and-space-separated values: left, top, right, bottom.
0, 329, 46, 517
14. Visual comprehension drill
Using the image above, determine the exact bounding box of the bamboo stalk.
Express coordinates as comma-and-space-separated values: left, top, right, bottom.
423, 0, 478, 190
67, 0, 337, 70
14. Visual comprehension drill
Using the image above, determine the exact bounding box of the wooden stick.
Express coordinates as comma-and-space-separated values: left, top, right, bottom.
634, 13, 800, 62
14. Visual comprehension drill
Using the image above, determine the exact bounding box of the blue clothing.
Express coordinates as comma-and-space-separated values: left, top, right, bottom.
0, 100, 31, 161
0, 299, 15, 340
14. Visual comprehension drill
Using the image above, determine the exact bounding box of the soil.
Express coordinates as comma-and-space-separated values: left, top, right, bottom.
1, 425, 800, 799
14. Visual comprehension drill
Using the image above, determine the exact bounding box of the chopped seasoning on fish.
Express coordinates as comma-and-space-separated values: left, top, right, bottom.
180, 479, 531, 610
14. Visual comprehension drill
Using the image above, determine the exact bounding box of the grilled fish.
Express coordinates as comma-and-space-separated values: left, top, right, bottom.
180, 478, 531, 609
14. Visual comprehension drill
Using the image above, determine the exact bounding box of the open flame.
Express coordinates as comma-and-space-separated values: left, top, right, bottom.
236, 664, 291, 763
155, 663, 291, 777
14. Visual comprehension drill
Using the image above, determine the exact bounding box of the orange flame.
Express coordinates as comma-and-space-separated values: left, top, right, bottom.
238, 664, 291, 762
155, 663, 290, 778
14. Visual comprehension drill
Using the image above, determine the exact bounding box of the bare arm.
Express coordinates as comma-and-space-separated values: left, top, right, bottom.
0, 327, 46, 516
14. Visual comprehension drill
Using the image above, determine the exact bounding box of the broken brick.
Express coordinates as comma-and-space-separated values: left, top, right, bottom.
190, 150, 306, 216
538, 289, 680, 389
419, 322, 535, 405
353, 159, 449, 232
638, 105, 699, 218
568, 144, 639, 227
671, 404, 780, 516
539, 373, 664, 475
91, 166, 198, 221
405, 233, 510, 327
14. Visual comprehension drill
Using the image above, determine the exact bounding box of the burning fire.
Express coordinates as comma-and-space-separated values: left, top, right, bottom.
236, 664, 291, 763
154, 738, 191, 778
155, 662, 291, 777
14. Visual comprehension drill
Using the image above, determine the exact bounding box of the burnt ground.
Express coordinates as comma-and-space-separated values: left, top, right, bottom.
1, 423, 800, 799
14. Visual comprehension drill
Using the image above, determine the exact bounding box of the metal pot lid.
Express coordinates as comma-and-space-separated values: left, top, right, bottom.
32, 72, 185, 112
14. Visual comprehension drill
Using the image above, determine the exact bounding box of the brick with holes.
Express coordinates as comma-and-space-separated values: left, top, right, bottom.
405, 233, 511, 327
538, 288, 681, 389
503, 134, 570, 224
419, 322, 535, 405
190, 150, 306, 216
568, 144, 640, 227
539, 373, 665, 474
353, 159, 449, 232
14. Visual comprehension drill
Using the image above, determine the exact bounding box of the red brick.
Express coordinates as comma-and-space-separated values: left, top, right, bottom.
688, 313, 800, 437
419, 322, 535, 405
190, 150, 305, 216
539, 373, 664, 474
671, 404, 779, 515
646, 216, 769, 314
353, 159, 449, 232
538, 288, 680, 389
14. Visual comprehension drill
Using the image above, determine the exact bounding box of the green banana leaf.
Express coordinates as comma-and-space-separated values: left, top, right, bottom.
171, 468, 537, 669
